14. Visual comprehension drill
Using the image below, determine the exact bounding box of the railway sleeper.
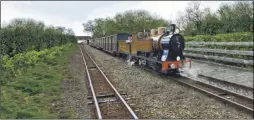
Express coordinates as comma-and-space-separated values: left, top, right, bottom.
87, 97, 131, 105
88, 66, 97, 70
87, 92, 127, 99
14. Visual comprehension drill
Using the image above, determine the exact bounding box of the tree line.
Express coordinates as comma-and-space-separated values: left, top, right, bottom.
83, 10, 170, 38
1, 18, 77, 57
83, 1, 253, 38
178, 1, 253, 36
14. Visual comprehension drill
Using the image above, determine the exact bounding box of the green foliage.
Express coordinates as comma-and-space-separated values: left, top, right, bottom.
184, 32, 253, 68
0, 18, 77, 57
201, 11, 221, 35
218, 1, 253, 33
1, 44, 77, 119
185, 32, 253, 42
179, 1, 253, 36
83, 9, 169, 38
185, 32, 253, 52
83, 1, 253, 37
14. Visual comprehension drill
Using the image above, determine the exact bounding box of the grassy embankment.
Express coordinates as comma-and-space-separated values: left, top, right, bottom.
1, 43, 78, 119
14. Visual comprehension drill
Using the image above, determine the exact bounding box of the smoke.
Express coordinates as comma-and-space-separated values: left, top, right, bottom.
126, 54, 135, 66
180, 62, 201, 80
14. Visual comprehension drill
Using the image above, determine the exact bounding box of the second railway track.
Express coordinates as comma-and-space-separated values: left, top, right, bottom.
169, 75, 254, 115
131, 61, 254, 116
79, 44, 138, 119
197, 74, 253, 93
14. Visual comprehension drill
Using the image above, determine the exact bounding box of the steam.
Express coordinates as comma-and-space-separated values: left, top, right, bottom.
180, 62, 201, 80
126, 55, 135, 66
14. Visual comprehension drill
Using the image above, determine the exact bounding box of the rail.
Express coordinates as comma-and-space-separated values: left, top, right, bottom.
79, 44, 138, 119
139, 66, 253, 115
79, 46, 102, 119
171, 75, 254, 115
170, 75, 254, 115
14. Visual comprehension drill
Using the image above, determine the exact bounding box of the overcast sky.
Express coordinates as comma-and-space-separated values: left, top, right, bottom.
1, 1, 234, 36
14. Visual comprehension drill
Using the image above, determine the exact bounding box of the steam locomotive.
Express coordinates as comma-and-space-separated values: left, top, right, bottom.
89, 24, 191, 74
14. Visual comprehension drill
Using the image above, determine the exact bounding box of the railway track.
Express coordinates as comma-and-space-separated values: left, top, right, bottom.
132, 64, 253, 116
79, 45, 138, 119
85, 44, 253, 116
197, 74, 253, 92
168, 75, 254, 116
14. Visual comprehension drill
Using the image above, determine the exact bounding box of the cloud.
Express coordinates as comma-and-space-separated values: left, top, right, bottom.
85, 1, 142, 21
1, 1, 234, 36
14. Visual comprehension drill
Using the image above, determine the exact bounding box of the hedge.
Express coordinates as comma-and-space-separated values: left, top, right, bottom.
184, 32, 253, 42
184, 32, 253, 68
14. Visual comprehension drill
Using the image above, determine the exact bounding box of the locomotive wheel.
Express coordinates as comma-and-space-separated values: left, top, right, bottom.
154, 63, 162, 72
168, 69, 180, 75
138, 59, 147, 67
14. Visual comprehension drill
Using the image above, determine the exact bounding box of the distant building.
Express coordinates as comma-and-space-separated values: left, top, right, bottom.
76, 36, 91, 43
76, 36, 91, 40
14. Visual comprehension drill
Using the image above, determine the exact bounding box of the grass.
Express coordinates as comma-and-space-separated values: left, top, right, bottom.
1, 43, 78, 119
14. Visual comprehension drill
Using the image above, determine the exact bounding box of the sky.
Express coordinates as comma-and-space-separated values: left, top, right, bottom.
1, 1, 234, 36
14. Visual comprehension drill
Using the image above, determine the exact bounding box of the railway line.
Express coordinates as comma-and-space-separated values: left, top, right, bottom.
81, 44, 253, 117
197, 74, 253, 92
78, 44, 138, 119
169, 75, 254, 115
137, 65, 254, 116
99, 46, 254, 115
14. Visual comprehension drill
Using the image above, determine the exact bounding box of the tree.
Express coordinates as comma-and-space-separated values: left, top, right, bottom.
217, 3, 235, 33
185, 1, 204, 35
0, 18, 77, 56
83, 20, 94, 33
180, 1, 253, 35
201, 8, 221, 35
82, 9, 169, 38
232, 1, 253, 32
175, 11, 185, 31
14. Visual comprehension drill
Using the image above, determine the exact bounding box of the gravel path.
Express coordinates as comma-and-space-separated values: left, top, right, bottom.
60, 48, 91, 118
83, 44, 252, 119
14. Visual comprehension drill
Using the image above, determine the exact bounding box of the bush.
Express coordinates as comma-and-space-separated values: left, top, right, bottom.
184, 32, 253, 68
184, 32, 253, 42
0, 18, 77, 57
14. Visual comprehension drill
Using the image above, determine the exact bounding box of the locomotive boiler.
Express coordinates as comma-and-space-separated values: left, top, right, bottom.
151, 25, 185, 61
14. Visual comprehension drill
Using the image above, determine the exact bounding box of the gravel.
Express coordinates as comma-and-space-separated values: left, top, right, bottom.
83, 44, 252, 119
60, 48, 91, 119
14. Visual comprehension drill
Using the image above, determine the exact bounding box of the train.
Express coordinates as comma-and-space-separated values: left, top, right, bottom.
88, 24, 191, 74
